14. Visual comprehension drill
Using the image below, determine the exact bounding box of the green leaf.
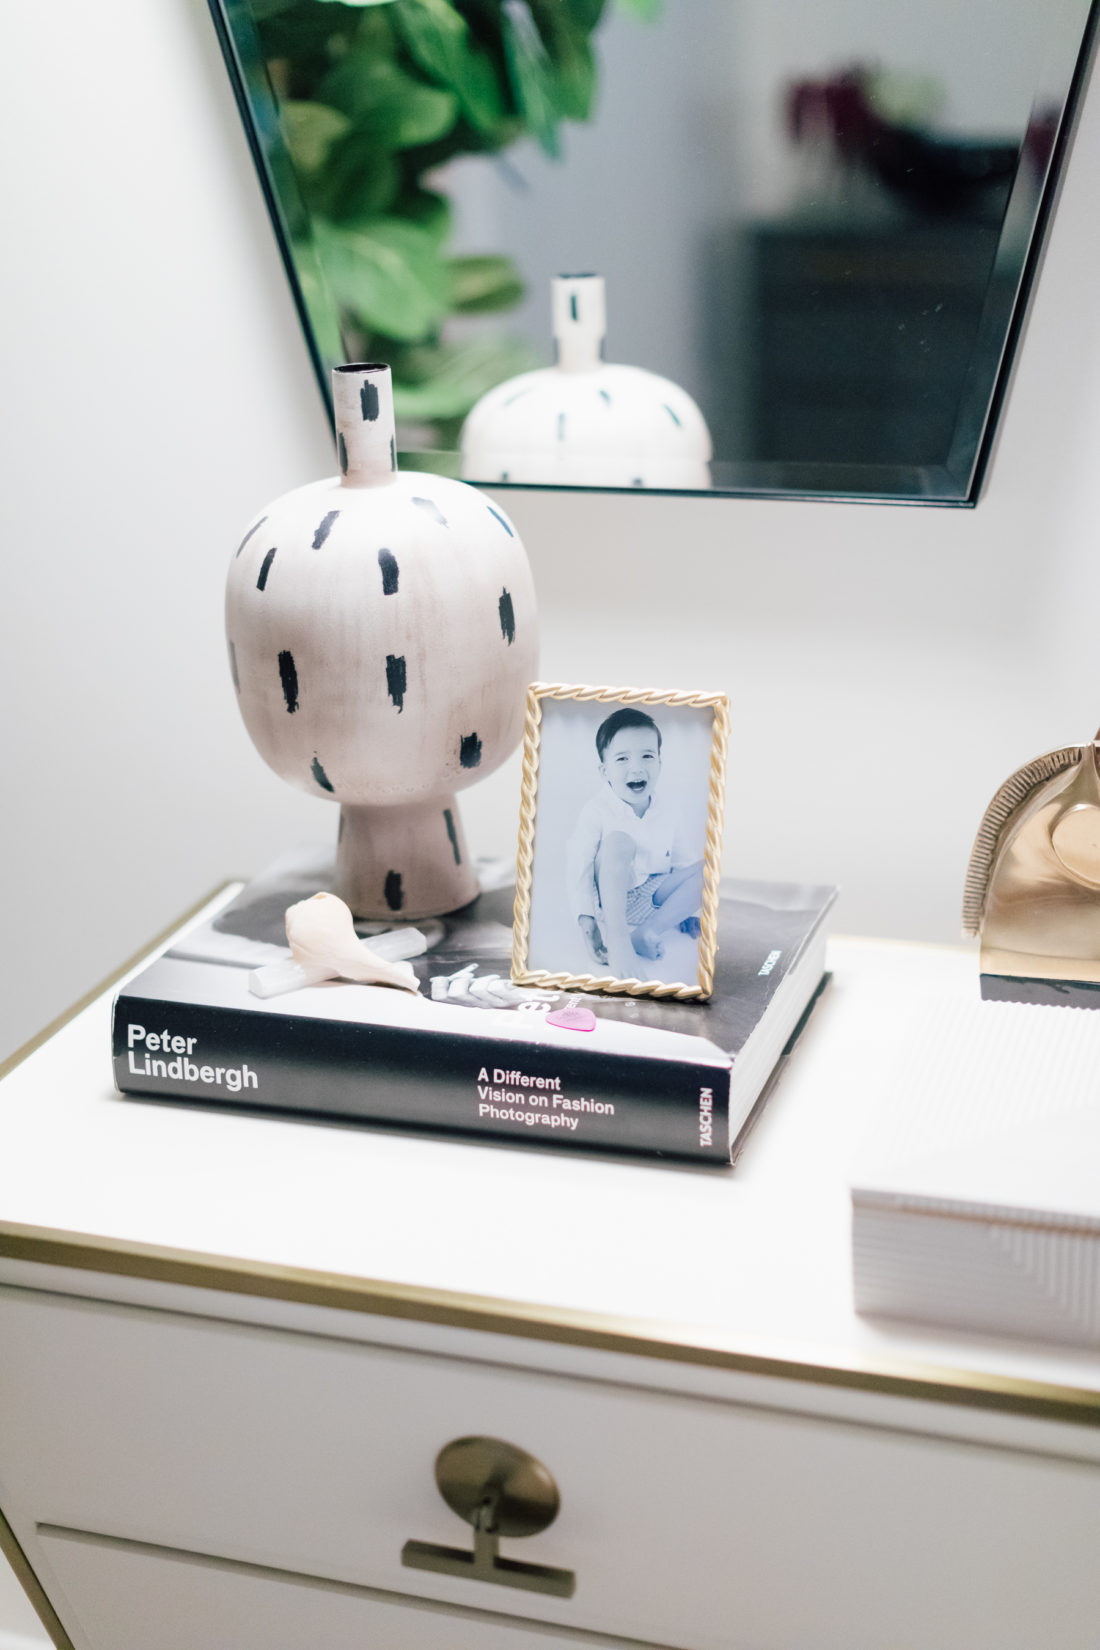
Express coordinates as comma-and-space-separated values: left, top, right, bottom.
250, 0, 307, 19
549, 34, 596, 121
392, 0, 506, 135
320, 51, 458, 146
315, 216, 452, 340
315, 0, 396, 7
347, 8, 397, 53
291, 239, 349, 363
449, 255, 525, 314
392, 334, 543, 421
560, 0, 609, 29
387, 79, 458, 144
310, 131, 400, 220
614, 0, 661, 16
402, 187, 453, 243
253, 4, 366, 72
280, 100, 352, 174
521, 0, 598, 121
501, 0, 560, 157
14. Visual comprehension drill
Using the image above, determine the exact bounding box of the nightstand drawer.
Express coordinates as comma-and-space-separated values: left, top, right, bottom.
37, 1527, 652, 1650
4, 1286, 1100, 1650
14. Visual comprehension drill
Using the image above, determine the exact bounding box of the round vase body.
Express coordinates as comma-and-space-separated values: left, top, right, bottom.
226, 364, 538, 919
461, 275, 712, 490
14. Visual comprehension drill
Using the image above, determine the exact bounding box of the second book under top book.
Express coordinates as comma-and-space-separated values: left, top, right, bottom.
111, 851, 836, 1166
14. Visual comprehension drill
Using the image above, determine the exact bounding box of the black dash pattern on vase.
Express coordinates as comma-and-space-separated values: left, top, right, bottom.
228, 641, 240, 693
386, 653, 407, 712
312, 510, 339, 549
256, 547, 277, 591
384, 870, 404, 911
278, 650, 299, 713
412, 496, 447, 527
361, 379, 379, 421
378, 548, 399, 594
311, 755, 334, 793
487, 505, 513, 537
663, 403, 682, 428
460, 732, 482, 769
390, 435, 397, 472
598, 389, 612, 405
498, 588, 515, 644
570, 293, 579, 321
338, 432, 348, 475
235, 516, 266, 557
444, 809, 461, 865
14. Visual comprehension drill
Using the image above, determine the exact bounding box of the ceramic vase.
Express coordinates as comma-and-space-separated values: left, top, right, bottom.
226, 362, 538, 920
460, 274, 712, 489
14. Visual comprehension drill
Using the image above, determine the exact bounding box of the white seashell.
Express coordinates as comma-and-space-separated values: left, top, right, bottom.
286, 893, 423, 993
248, 893, 425, 997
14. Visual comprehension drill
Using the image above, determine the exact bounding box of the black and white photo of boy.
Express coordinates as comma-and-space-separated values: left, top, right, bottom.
567, 707, 704, 979
523, 692, 720, 988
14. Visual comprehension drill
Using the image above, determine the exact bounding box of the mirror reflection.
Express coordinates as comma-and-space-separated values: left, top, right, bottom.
210, 0, 1096, 501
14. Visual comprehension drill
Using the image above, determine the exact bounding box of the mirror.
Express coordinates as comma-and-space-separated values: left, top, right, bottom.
209, 0, 1098, 502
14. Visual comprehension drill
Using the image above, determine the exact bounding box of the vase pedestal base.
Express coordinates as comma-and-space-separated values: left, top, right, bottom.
335, 799, 479, 921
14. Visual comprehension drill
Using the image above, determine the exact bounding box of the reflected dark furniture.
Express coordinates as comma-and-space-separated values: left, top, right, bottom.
746, 213, 1014, 469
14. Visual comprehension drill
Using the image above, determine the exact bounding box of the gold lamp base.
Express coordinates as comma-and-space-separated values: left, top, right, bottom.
964, 735, 1100, 1006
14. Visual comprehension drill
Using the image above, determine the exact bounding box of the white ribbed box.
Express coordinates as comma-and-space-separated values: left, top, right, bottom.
851, 995, 1100, 1348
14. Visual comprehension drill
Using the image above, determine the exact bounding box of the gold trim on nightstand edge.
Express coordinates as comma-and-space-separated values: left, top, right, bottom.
0, 1505, 75, 1650
0, 1220, 1098, 1429
0, 882, 239, 1650
1, 886, 1099, 1436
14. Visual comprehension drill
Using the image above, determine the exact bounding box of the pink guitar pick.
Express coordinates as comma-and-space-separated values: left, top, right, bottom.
546, 1001, 597, 1032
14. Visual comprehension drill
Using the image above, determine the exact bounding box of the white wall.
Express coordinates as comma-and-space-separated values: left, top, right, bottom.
0, 0, 333, 1069
1, 0, 1100, 1636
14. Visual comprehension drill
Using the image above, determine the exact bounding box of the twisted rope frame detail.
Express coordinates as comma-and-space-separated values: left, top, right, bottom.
511, 682, 730, 1000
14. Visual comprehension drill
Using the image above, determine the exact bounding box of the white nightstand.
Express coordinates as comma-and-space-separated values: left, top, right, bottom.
1, 894, 1098, 1650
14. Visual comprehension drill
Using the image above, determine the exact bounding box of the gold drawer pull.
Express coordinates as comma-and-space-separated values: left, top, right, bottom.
402, 1435, 576, 1599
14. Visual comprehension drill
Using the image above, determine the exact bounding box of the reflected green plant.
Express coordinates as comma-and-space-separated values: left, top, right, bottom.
250, 0, 652, 444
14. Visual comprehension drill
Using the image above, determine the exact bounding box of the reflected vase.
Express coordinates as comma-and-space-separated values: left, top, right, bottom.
460, 274, 712, 489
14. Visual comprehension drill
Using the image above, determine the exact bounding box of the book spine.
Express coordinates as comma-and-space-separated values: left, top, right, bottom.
111, 996, 733, 1164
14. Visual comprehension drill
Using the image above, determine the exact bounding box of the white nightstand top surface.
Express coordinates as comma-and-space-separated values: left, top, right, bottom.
1, 890, 1098, 1407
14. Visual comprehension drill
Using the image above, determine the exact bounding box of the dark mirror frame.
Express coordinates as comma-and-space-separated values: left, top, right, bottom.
208, 0, 1099, 507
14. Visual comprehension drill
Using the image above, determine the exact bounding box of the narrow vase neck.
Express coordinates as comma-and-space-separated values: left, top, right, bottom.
552, 274, 606, 373
333, 363, 398, 487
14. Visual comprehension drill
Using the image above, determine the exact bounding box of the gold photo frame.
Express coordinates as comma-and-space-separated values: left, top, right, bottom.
512, 683, 730, 1000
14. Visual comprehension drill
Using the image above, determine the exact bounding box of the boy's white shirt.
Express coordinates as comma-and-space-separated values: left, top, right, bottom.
566, 784, 695, 922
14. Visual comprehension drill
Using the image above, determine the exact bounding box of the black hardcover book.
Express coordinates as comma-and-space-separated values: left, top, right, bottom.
111, 851, 836, 1166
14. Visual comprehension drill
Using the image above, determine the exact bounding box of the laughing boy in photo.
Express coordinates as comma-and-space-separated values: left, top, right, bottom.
566, 707, 704, 979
